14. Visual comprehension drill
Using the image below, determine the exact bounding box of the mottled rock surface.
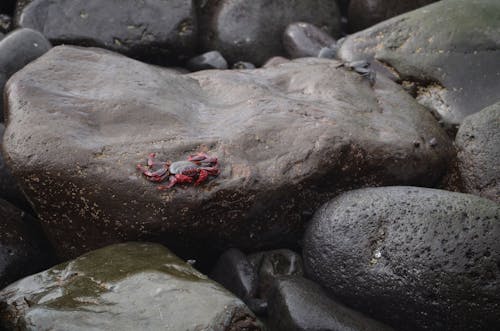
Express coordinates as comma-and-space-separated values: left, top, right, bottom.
456, 102, 500, 203
16, 0, 197, 65
0, 124, 31, 211
338, 0, 500, 126
268, 276, 394, 331
304, 187, 500, 331
3, 46, 452, 260
348, 0, 439, 32
0, 243, 261, 330
0, 198, 55, 289
198, 0, 341, 65
0, 28, 51, 122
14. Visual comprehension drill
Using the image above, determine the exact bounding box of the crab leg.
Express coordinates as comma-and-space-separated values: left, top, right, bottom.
157, 174, 193, 190
188, 152, 218, 165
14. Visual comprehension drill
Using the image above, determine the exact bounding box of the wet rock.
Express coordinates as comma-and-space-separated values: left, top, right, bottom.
303, 187, 500, 331
0, 243, 262, 330
268, 276, 394, 331
0, 124, 32, 211
248, 249, 303, 300
348, 0, 439, 32
0, 198, 55, 289
338, 0, 500, 127
283, 22, 336, 59
16, 0, 197, 65
198, 0, 341, 65
210, 248, 258, 301
456, 102, 500, 203
232, 61, 256, 70
0, 28, 51, 122
186, 50, 228, 71
3, 46, 453, 260
0, 14, 11, 33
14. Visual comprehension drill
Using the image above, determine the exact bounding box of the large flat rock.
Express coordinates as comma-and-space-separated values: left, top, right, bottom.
0, 243, 261, 330
3, 46, 453, 259
338, 0, 500, 126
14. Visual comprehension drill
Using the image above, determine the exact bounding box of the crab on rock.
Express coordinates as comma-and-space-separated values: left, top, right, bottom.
137, 152, 219, 190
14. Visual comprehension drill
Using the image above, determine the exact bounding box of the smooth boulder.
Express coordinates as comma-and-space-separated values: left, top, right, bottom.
0, 28, 51, 122
338, 0, 500, 126
3, 46, 453, 260
0, 198, 55, 289
0, 243, 262, 330
16, 0, 197, 65
304, 187, 500, 331
198, 0, 341, 65
456, 102, 500, 203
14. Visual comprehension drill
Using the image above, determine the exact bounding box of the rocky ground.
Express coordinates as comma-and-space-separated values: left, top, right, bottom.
0, 0, 499, 330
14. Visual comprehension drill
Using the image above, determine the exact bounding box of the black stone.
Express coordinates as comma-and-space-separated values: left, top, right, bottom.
0, 198, 56, 289
186, 50, 228, 71
268, 276, 394, 331
248, 249, 303, 300
0, 1, 15, 16
0, 124, 32, 212
303, 187, 500, 331
16, 0, 197, 65
283, 22, 336, 59
198, 0, 341, 65
210, 248, 258, 301
0, 28, 51, 122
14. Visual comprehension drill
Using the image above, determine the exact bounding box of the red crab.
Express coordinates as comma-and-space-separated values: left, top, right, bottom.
137, 152, 219, 190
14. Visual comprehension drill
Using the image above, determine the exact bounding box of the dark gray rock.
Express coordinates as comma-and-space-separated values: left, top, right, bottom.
198, 0, 341, 65
348, 0, 439, 32
303, 187, 500, 331
3, 46, 453, 260
0, 14, 11, 33
0, 243, 262, 330
248, 249, 303, 300
232, 61, 256, 70
283, 22, 336, 59
0, 28, 51, 122
268, 276, 394, 331
210, 248, 258, 301
186, 50, 228, 71
339, 0, 500, 127
16, 0, 197, 65
456, 102, 500, 203
0, 124, 32, 211
0, 198, 55, 289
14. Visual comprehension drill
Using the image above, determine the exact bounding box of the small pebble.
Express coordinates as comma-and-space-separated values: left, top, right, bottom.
186, 50, 228, 71
232, 61, 256, 69
429, 137, 438, 147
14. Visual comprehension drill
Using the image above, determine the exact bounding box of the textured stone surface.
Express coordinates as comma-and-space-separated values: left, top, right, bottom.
0, 124, 31, 211
16, 0, 197, 65
283, 22, 336, 59
304, 187, 500, 331
0, 28, 51, 122
0, 243, 262, 330
198, 0, 341, 65
348, 0, 439, 32
456, 102, 500, 203
338, 0, 500, 126
3, 46, 452, 260
0, 198, 55, 289
268, 276, 394, 331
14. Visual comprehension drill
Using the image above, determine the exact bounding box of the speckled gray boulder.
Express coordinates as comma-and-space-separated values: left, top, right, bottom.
303, 187, 500, 331
0, 243, 262, 331
198, 0, 341, 65
338, 0, 500, 126
3, 46, 452, 260
456, 102, 499, 203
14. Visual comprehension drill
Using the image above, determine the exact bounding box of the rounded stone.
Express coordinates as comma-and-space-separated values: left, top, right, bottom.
456, 102, 500, 203
198, 0, 341, 65
283, 22, 336, 59
303, 186, 500, 331
186, 50, 228, 71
